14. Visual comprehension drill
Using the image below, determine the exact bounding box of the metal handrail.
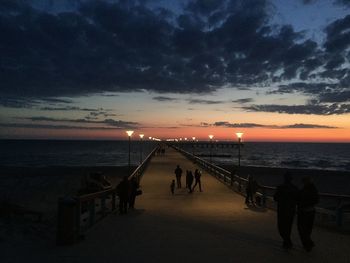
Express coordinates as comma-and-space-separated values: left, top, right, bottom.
172, 144, 350, 228
73, 146, 159, 236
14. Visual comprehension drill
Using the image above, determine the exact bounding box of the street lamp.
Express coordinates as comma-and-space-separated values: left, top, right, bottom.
209, 135, 214, 163
235, 132, 244, 168
126, 130, 134, 175
192, 137, 196, 156
139, 134, 144, 164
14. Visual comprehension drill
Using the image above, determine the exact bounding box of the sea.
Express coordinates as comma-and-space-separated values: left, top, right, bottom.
0, 140, 349, 171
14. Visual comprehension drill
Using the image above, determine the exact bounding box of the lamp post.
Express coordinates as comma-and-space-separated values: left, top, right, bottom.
235, 132, 244, 168
126, 130, 134, 175
209, 134, 214, 163
192, 137, 196, 156
139, 134, 144, 164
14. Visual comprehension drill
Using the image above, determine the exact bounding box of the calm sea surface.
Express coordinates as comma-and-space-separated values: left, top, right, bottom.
0, 140, 349, 171
180, 142, 350, 172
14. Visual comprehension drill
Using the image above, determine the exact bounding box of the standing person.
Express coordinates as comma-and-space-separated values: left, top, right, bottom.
174, 165, 183, 188
297, 176, 319, 252
129, 177, 139, 209
170, 180, 175, 195
185, 170, 189, 188
188, 170, 194, 193
273, 172, 299, 249
245, 175, 254, 205
192, 169, 202, 192
117, 176, 130, 215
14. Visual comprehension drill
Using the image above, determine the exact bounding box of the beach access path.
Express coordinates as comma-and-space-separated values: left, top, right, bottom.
3, 147, 350, 263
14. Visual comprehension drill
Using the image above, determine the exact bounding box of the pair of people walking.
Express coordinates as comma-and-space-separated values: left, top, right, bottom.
173, 165, 202, 194
274, 173, 319, 251
116, 176, 139, 214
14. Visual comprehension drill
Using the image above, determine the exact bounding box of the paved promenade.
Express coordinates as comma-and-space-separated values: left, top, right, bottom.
4, 147, 350, 262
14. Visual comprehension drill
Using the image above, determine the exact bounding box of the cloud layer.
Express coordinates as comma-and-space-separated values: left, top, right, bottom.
0, 0, 349, 115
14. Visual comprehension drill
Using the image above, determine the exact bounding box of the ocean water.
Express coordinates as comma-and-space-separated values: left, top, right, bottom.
0, 140, 158, 167
180, 142, 350, 172
0, 140, 349, 171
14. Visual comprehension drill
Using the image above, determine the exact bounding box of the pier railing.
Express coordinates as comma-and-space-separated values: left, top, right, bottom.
56, 146, 158, 245
172, 145, 350, 230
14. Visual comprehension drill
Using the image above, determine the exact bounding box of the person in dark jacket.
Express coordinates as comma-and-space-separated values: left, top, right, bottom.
297, 176, 319, 252
245, 175, 258, 205
129, 177, 139, 209
273, 172, 299, 249
174, 165, 183, 188
188, 170, 194, 193
192, 169, 202, 192
117, 176, 130, 215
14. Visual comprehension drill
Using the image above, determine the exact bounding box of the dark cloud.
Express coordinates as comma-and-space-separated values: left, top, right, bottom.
188, 99, 225, 104
0, 1, 323, 96
318, 91, 350, 103
193, 121, 337, 129
324, 14, 350, 53
244, 103, 350, 115
21, 116, 138, 128
282, 123, 337, 129
0, 123, 122, 130
232, 98, 254, 104
213, 121, 266, 128
0, 0, 348, 115
152, 96, 179, 102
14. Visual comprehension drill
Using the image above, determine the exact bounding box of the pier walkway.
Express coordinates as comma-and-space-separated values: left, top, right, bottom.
5, 147, 350, 262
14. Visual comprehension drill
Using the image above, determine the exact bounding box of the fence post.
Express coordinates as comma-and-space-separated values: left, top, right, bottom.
336, 204, 343, 227
89, 199, 95, 227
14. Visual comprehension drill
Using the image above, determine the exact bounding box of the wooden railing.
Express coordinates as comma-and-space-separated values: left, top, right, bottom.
68, 146, 158, 239
172, 145, 350, 229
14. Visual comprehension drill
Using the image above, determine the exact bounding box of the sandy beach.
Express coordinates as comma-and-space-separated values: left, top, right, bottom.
0, 165, 134, 243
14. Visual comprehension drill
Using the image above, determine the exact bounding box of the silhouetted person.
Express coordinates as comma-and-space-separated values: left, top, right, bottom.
192, 169, 202, 192
188, 170, 194, 193
117, 176, 130, 215
297, 176, 319, 252
129, 177, 139, 209
170, 180, 175, 195
174, 165, 182, 188
274, 172, 299, 249
245, 175, 258, 205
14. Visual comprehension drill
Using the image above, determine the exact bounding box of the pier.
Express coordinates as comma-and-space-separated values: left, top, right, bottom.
3, 145, 350, 262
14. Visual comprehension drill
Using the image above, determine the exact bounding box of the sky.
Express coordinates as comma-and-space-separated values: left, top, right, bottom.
0, 0, 350, 142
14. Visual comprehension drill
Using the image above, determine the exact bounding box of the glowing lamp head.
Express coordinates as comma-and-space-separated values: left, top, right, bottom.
236, 132, 244, 142
148, 137, 152, 140
184, 137, 187, 141
126, 130, 134, 137
208, 135, 214, 140
139, 134, 144, 139
192, 137, 196, 141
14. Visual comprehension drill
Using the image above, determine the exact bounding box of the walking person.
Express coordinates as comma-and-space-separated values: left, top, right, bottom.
273, 172, 299, 249
188, 170, 194, 193
245, 175, 258, 205
116, 176, 130, 215
170, 180, 175, 195
297, 176, 319, 252
174, 165, 183, 188
192, 169, 202, 192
